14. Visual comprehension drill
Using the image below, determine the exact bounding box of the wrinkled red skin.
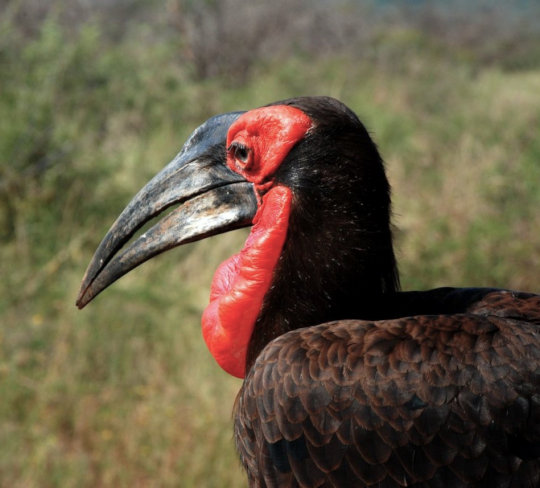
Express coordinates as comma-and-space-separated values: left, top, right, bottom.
226, 105, 313, 194
201, 106, 312, 378
201, 186, 292, 377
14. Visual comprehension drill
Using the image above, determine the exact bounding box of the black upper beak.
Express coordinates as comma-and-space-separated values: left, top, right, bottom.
76, 111, 257, 309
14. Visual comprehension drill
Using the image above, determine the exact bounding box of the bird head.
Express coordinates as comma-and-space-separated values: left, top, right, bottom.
77, 96, 398, 378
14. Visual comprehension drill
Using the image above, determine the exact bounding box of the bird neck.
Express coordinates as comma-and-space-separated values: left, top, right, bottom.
245, 185, 400, 373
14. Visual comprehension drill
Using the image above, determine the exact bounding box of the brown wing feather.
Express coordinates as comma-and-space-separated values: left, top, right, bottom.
234, 290, 540, 487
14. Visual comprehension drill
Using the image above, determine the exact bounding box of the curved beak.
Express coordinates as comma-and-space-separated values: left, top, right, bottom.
76, 111, 257, 309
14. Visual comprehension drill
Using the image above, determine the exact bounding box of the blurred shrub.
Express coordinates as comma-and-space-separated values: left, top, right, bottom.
169, 0, 540, 80
0, 9, 185, 264
2, 20, 93, 237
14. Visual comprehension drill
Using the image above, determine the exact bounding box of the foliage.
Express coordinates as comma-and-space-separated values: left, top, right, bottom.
0, 1, 539, 486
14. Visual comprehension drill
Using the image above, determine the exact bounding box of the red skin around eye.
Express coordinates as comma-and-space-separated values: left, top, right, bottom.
226, 105, 312, 186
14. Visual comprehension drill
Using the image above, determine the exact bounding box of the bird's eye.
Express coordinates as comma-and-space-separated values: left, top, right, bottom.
228, 142, 250, 165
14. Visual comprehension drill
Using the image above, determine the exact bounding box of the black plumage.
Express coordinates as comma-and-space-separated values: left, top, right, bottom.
235, 288, 540, 487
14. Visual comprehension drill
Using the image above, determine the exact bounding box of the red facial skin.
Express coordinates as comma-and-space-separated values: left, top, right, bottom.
201, 106, 312, 378
226, 105, 313, 194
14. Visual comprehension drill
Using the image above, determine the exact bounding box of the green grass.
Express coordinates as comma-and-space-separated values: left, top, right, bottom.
1, 14, 539, 487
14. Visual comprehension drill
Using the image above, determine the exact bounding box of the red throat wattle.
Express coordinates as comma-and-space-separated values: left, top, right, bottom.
201, 186, 292, 377
201, 105, 311, 378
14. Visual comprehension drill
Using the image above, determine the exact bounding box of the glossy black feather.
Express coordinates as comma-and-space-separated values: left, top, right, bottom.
235, 290, 540, 487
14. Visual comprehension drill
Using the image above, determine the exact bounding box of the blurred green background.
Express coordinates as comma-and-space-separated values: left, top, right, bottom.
1, 0, 539, 486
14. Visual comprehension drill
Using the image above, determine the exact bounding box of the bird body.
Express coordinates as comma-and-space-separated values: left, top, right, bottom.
77, 97, 540, 487
236, 288, 540, 487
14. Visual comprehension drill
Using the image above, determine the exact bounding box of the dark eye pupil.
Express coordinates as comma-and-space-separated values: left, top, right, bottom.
237, 146, 248, 161
229, 142, 249, 163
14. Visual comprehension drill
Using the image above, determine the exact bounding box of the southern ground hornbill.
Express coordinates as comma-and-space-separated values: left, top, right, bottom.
77, 96, 540, 487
